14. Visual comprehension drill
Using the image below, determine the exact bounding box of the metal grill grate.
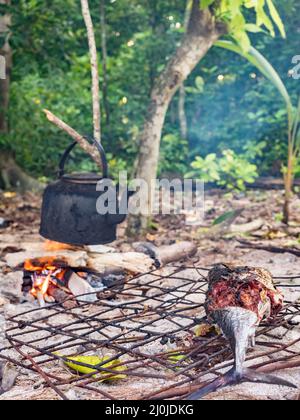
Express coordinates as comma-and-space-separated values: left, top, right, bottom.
0, 264, 299, 400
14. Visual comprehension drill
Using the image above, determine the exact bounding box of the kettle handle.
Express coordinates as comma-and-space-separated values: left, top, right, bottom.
58, 137, 109, 179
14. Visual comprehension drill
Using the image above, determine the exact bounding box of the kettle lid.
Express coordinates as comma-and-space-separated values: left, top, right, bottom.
62, 172, 102, 185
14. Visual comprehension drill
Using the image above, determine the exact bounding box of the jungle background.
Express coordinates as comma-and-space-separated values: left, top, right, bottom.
0, 0, 299, 184
1, 1, 300, 402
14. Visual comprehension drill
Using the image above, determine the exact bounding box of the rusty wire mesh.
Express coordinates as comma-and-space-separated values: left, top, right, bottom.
0, 264, 299, 400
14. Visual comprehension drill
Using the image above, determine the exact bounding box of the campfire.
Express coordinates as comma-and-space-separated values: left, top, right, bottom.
22, 257, 112, 308
20, 242, 197, 308
23, 258, 69, 307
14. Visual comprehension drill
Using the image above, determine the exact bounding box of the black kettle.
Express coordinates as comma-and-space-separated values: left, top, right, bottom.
40, 139, 130, 246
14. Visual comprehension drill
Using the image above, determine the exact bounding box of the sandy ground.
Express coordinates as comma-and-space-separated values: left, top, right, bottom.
0, 189, 300, 400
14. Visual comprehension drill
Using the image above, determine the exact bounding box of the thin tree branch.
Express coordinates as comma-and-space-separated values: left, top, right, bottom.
80, 0, 101, 142
43, 109, 102, 168
100, 0, 110, 125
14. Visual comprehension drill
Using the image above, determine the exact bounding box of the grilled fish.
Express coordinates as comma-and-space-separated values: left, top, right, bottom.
187, 264, 296, 399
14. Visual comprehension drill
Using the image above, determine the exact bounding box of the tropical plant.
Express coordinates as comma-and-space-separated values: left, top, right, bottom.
130, 0, 286, 233
201, 0, 286, 52
189, 149, 258, 191
215, 40, 300, 224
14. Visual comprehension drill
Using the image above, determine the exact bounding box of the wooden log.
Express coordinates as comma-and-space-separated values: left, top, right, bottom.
230, 218, 264, 234
47, 284, 78, 310
4, 250, 88, 269
88, 252, 155, 274
88, 242, 197, 274
237, 239, 300, 258
4, 241, 198, 275
158, 241, 198, 265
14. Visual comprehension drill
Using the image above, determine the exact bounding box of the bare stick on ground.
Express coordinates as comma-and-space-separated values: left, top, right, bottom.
43, 110, 102, 168
81, 0, 101, 143
237, 239, 300, 258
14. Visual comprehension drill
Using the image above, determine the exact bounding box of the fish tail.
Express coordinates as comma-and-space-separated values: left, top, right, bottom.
186, 368, 296, 400
242, 368, 297, 389
185, 368, 237, 400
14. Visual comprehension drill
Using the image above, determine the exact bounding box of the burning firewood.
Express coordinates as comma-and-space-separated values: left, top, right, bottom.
17, 241, 198, 306
187, 264, 296, 400
22, 257, 124, 307
47, 284, 78, 310
5, 250, 88, 269
23, 258, 71, 307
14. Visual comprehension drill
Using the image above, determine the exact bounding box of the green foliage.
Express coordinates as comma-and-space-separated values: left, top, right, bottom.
159, 133, 189, 175
6, 60, 128, 178
189, 153, 221, 183
215, 40, 292, 114
201, 0, 285, 52
1, 0, 297, 185
243, 140, 267, 160
189, 149, 258, 191
7, 63, 91, 176
215, 39, 300, 187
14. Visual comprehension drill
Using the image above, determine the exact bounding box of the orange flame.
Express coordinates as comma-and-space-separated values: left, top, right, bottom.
24, 258, 67, 304
24, 257, 66, 272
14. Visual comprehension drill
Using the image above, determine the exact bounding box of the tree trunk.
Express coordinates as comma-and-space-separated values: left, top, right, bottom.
178, 84, 188, 140
0, 0, 11, 133
100, 0, 110, 126
127, 1, 224, 235
0, 150, 44, 192
0, 1, 42, 193
283, 127, 295, 225
283, 154, 294, 225
178, 0, 192, 141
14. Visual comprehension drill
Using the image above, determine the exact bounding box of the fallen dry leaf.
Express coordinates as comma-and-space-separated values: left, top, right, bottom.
3, 192, 17, 199
194, 324, 220, 337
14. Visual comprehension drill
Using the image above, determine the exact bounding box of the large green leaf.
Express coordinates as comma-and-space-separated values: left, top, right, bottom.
212, 209, 243, 226
266, 0, 286, 38
228, 0, 243, 17
292, 97, 300, 151
255, 0, 275, 36
214, 40, 293, 119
